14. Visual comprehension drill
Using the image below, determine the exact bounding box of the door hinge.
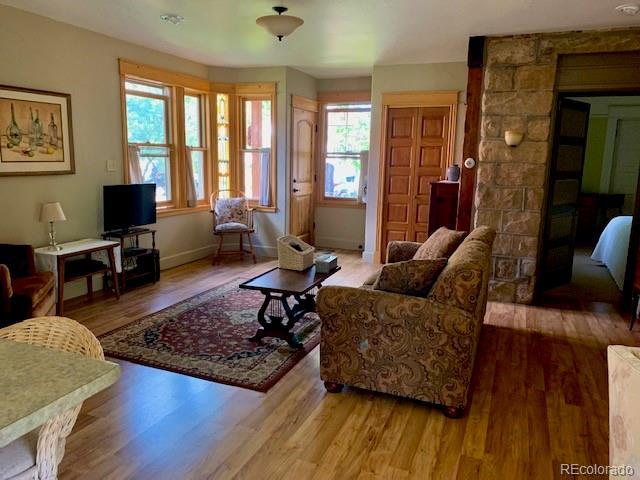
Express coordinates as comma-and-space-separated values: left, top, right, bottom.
314, 174, 317, 182
315, 124, 318, 133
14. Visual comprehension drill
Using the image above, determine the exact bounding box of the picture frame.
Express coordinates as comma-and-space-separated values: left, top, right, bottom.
0, 85, 74, 176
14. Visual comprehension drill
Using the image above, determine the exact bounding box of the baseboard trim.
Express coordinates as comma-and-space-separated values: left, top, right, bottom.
315, 236, 364, 252
160, 245, 216, 270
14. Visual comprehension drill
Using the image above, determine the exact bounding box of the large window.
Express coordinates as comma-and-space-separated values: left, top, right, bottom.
121, 60, 276, 214
124, 80, 173, 203
320, 102, 371, 204
184, 93, 207, 201
239, 96, 273, 204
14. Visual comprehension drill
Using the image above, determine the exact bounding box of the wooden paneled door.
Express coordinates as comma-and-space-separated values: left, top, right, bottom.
290, 96, 318, 244
540, 98, 591, 290
380, 106, 453, 261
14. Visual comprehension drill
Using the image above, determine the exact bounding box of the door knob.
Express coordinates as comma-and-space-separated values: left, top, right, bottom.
293, 188, 299, 192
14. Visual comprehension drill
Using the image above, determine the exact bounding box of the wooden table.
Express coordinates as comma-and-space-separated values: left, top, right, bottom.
0, 339, 120, 447
35, 239, 121, 315
239, 266, 341, 348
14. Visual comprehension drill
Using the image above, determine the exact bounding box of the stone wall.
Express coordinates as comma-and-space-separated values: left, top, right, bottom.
476, 29, 640, 303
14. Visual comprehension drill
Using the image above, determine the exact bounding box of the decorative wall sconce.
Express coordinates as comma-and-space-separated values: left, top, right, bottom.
504, 130, 524, 147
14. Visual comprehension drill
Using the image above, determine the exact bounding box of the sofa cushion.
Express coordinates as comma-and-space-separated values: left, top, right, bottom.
465, 226, 496, 246
11, 272, 55, 307
214, 197, 248, 226
413, 227, 466, 260
373, 258, 448, 297
0, 429, 37, 480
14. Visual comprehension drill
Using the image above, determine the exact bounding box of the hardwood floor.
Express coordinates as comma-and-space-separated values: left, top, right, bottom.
59, 252, 640, 479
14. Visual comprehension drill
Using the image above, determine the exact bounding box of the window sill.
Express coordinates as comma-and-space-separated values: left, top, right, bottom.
156, 205, 211, 218
249, 205, 278, 213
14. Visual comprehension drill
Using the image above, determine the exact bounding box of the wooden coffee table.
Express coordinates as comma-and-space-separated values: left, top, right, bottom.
239, 266, 341, 348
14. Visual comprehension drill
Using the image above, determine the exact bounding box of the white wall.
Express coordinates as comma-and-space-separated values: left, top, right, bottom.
0, 5, 215, 297
363, 62, 468, 262
315, 76, 373, 251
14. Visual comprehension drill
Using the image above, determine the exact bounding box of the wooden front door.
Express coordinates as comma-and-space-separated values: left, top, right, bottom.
380, 106, 452, 261
290, 96, 318, 244
541, 98, 591, 290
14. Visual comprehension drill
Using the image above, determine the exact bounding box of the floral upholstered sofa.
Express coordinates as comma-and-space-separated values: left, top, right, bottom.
317, 226, 495, 418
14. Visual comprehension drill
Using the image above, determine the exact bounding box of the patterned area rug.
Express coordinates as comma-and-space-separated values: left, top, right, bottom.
99, 278, 320, 392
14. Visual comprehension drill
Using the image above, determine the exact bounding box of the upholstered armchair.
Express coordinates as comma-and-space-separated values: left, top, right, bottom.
317, 226, 495, 418
0, 244, 55, 326
210, 190, 257, 264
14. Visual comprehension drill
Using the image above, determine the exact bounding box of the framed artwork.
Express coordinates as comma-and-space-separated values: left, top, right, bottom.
0, 85, 74, 176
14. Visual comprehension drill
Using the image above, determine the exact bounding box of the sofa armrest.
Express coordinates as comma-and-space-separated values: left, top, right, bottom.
0, 264, 12, 314
386, 241, 422, 263
317, 285, 482, 408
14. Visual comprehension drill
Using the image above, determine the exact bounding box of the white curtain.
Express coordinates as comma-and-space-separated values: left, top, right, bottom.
127, 144, 143, 184
185, 147, 198, 208
259, 150, 271, 207
358, 150, 369, 204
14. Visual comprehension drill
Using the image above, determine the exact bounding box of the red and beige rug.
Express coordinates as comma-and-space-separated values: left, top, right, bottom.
99, 278, 320, 392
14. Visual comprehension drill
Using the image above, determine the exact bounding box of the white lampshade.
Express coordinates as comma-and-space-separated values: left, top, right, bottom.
256, 12, 303, 41
40, 202, 67, 223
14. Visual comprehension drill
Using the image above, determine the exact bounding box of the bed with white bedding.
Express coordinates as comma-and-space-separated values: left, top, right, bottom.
591, 215, 633, 290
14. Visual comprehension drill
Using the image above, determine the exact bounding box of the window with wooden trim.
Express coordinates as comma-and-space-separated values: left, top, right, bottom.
124, 80, 173, 204
122, 79, 212, 212
120, 60, 277, 214
184, 92, 209, 202
238, 95, 274, 206
319, 101, 371, 205
216, 93, 231, 195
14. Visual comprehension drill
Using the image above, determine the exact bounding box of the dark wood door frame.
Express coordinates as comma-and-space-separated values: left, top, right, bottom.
537, 89, 640, 305
539, 96, 591, 291
456, 36, 486, 232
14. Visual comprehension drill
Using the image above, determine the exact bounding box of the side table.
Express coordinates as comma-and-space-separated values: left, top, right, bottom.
35, 239, 121, 315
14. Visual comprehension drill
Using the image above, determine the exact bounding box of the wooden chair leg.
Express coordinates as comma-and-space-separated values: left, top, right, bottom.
239, 232, 244, 256
213, 234, 224, 265
247, 232, 257, 264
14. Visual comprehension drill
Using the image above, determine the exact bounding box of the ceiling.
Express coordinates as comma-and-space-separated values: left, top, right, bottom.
1, 0, 639, 78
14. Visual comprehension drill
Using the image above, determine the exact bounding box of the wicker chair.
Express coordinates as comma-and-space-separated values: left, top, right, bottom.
0, 317, 104, 480
210, 189, 257, 264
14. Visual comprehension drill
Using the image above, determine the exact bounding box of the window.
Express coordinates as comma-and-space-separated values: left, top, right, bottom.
184, 93, 207, 201
320, 102, 371, 203
239, 96, 273, 204
216, 94, 231, 194
121, 59, 276, 214
124, 80, 172, 203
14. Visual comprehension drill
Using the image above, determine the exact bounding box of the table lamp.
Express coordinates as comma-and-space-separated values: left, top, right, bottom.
40, 202, 66, 250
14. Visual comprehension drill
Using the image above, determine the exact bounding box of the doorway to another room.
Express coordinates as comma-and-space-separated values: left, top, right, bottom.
541, 94, 640, 308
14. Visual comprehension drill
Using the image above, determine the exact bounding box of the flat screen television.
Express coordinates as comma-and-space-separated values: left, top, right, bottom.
103, 184, 156, 232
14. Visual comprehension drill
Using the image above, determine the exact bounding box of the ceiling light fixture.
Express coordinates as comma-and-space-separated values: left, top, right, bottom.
615, 3, 640, 15
161, 13, 185, 25
256, 6, 304, 42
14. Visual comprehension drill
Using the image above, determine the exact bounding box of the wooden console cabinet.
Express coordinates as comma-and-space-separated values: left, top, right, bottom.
428, 181, 459, 236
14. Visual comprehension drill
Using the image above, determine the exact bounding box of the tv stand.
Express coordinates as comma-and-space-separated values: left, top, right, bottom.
101, 228, 159, 291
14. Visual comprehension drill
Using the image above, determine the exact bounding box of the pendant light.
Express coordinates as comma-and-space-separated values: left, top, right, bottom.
256, 6, 304, 41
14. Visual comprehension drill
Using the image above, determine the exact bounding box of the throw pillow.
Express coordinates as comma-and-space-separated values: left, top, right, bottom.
373, 258, 448, 297
215, 197, 248, 225
413, 227, 466, 260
